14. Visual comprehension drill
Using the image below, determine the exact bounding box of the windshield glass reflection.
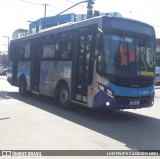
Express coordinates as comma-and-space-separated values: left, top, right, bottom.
97, 35, 154, 77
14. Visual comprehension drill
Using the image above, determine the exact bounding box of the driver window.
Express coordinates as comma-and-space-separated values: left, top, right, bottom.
146, 47, 154, 71
97, 53, 106, 73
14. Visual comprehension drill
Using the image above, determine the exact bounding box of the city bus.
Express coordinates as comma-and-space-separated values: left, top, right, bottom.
155, 52, 160, 85
8, 15, 156, 110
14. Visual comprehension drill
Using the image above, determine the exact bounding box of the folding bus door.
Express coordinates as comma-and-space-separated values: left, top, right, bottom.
72, 26, 96, 103
11, 45, 19, 86
30, 39, 43, 92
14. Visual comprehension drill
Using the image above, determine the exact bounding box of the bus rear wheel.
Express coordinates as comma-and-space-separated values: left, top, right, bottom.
19, 78, 27, 96
58, 84, 72, 109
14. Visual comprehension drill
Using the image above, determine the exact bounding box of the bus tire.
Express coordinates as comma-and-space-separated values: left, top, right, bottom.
19, 78, 27, 96
58, 83, 72, 109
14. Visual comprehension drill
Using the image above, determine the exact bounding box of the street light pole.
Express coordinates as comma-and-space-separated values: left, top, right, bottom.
2, 36, 10, 54
43, 3, 48, 18
2, 36, 10, 68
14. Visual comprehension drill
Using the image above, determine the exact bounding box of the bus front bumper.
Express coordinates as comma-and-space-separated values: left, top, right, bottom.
93, 91, 154, 110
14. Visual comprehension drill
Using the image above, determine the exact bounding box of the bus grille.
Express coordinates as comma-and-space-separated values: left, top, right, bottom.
113, 78, 153, 88
116, 96, 152, 105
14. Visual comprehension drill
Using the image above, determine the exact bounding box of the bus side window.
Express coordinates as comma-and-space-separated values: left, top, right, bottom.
24, 42, 31, 59
9, 44, 15, 61
97, 53, 106, 73
57, 32, 72, 60
43, 35, 55, 59
18, 43, 25, 60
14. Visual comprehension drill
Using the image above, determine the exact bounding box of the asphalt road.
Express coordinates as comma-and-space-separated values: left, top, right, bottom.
0, 77, 160, 159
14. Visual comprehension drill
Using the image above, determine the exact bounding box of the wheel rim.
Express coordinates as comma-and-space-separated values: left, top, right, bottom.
60, 88, 69, 104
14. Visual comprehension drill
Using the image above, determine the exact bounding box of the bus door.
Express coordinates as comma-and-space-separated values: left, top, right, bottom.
11, 45, 19, 86
72, 26, 96, 103
30, 39, 43, 92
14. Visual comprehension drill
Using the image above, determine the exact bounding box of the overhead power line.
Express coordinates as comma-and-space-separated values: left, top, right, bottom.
46, 4, 63, 10
18, 0, 63, 10
19, 0, 42, 6
65, 0, 98, 13
18, 0, 65, 17
65, 0, 87, 9
135, 13, 160, 19
55, 0, 87, 16
153, 25, 160, 27
2, 0, 28, 19
130, 3, 160, 13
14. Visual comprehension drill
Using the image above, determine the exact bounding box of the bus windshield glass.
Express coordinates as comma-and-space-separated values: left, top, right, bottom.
97, 34, 155, 77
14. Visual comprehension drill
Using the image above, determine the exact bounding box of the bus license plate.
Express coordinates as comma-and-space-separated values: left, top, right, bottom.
129, 100, 140, 105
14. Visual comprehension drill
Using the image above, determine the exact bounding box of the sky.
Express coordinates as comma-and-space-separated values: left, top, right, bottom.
0, 0, 160, 50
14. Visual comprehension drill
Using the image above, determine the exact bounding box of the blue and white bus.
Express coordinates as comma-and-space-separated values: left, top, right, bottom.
8, 15, 156, 110
155, 52, 160, 85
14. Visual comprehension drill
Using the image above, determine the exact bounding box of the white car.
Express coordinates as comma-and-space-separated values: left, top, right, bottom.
155, 67, 160, 85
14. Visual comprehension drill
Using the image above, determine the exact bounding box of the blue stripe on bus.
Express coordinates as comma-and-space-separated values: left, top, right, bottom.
107, 83, 154, 97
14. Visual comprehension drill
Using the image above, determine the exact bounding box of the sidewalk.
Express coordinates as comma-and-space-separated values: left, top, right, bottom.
0, 76, 7, 80
155, 86, 160, 89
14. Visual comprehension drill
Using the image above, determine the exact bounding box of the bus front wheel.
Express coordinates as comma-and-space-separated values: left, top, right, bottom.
19, 78, 27, 96
58, 84, 72, 109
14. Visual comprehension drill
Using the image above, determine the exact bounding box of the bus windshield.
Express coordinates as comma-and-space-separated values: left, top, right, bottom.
97, 34, 155, 77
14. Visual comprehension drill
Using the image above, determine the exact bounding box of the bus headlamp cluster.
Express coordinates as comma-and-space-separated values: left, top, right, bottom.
98, 83, 105, 91
106, 88, 113, 97
98, 82, 114, 97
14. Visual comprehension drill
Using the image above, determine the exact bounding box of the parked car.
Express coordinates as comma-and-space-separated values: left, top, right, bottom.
2, 68, 7, 76
0, 65, 4, 75
155, 67, 160, 85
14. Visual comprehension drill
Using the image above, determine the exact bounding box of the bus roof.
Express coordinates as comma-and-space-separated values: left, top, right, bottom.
10, 15, 155, 43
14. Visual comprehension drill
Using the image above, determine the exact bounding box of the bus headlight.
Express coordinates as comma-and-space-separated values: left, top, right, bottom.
97, 82, 114, 97
106, 88, 114, 97
107, 89, 113, 96
98, 83, 105, 91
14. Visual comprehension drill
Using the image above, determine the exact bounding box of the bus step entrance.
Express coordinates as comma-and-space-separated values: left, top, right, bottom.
75, 94, 87, 103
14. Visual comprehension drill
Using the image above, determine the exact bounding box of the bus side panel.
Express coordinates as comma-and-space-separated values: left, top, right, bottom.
18, 61, 31, 91
39, 61, 72, 97
7, 61, 13, 85
87, 61, 99, 108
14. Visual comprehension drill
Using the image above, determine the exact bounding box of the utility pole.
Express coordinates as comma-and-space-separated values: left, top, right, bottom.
2, 36, 10, 53
87, 0, 95, 19
43, 3, 48, 18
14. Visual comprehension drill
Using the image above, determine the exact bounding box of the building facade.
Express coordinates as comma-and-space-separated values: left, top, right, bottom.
29, 13, 87, 34
12, 29, 28, 39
